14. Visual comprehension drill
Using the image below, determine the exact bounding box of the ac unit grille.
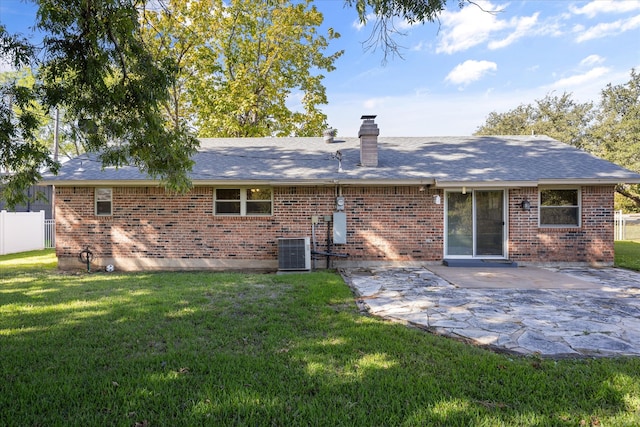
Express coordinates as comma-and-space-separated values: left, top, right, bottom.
278, 237, 311, 271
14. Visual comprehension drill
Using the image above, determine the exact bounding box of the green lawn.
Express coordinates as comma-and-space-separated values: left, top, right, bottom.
1, 251, 639, 426
0, 248, 57, 271
614, 241, 640, 271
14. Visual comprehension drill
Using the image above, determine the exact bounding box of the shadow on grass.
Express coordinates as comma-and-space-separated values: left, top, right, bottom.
1, 269, 639, 426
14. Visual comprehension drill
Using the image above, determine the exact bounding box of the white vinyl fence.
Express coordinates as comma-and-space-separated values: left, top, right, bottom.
0, 210, 46, 255
44, 219, 55, 248
614, 210, 640, 241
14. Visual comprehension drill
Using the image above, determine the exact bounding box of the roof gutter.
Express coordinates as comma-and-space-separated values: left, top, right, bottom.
537, 178, 640, 185
265, 179, 437, 187
41, 178, 439, 187
41, 177, 640, 187
434, 180, 537, 188
39, 179, 163, 187
435, 178, 640, 188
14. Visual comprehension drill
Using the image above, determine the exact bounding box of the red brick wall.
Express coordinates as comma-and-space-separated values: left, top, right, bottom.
508, 186, 614, 264
339, 186, 444, 261
55, 186, 444, 266
55, 185, 615, 268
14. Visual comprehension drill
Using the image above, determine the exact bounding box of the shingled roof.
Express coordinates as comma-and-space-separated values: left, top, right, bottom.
41, 135, 640, 187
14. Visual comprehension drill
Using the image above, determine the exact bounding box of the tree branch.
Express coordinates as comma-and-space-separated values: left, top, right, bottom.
353, 0, 503, 63
616, 184, 640, 206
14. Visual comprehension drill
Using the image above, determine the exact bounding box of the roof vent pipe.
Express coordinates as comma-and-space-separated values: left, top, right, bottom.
358, 115, 379, 167
323, 128, 336, 143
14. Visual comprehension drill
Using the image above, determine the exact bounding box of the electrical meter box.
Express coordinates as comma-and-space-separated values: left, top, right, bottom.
333, 212, 347, 244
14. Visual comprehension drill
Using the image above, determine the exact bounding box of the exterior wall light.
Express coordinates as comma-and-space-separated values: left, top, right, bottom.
521, 198, 531, 211
433, 195, 441, 205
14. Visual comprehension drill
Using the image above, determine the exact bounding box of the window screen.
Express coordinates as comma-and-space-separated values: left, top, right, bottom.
540, 189, 580, 226
95, 188, 112, 216
215, 189, 241, 215
246, 188, 272, 215
215, 188, 272, 216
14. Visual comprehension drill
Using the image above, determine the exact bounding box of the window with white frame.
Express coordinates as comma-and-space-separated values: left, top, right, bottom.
539, 188, 580, 227
95, 188, 112, 216
214, 188, 272, 216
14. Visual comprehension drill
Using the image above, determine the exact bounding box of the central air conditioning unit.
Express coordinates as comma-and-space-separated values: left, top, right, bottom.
278, 237, 311, 271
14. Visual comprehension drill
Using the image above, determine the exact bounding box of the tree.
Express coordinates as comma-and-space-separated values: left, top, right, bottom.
141, 0, 342, 138
1, 69, 51, 149
473, 104, 535, 136
348, 0, 490, 61
36, 0, 198, 189
474, 70, 640, 211
350, 0, 451, 23
1, 0, 455, 207
590, 69, 640, 172
0, 69, 83, 162
474, 92, 594, 150
139, 0, 205, 133
0, 27, 57, 208
1, 1, 198, 208
590, 69, 640, 208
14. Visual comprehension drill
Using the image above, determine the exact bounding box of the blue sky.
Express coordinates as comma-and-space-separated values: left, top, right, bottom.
2, 0, 639, 136
313, 0, 640, 136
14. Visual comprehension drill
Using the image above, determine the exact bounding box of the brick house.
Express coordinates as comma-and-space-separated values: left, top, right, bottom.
42, 116, 640, 271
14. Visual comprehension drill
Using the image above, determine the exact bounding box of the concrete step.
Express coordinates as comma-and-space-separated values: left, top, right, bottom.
443, 259, 518, 268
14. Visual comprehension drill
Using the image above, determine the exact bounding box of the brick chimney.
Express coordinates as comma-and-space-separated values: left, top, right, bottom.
358, 115, 379, 167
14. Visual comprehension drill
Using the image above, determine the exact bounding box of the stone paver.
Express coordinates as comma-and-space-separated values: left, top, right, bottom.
342, 267, 640, 357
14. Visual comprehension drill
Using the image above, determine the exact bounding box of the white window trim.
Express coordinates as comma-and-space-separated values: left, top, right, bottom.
538, 187, 581, 228
95, 187, 112, 216
214, 187, 273, 216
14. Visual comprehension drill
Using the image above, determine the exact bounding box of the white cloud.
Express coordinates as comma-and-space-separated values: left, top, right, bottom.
548, 67, 610, 89
436, 1, 542, 54
436, 2, 504, 54
488, 12, 540, 50
352, 12, 417, 38
352, 13, 378, 31
570, 0, 640, 18
363, 98, 383, 110
445, 60, 497, 86
410, 41, 426, 51
580, 54, 605, 67
575, 15, 640, 42
572, 23, 586, 33
352, 20, 365, 31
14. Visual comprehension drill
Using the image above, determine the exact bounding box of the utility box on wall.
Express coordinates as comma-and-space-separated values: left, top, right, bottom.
333, 212, 347, 244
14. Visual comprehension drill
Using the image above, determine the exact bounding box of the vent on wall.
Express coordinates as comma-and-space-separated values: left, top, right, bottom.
278, 237, 311, 271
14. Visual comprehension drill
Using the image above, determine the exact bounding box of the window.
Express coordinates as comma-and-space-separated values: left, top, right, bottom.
215, 189, 241, 214
95, 188, 112, 216
215, 188, 272, 216
539, 189, 580, 227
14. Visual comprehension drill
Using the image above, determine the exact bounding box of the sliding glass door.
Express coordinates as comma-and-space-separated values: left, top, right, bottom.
446, 190, 505, 258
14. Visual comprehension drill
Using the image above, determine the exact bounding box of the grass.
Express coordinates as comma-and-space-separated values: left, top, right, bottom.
614, 241, 640, 271
1, 252, 640, 426
0, 248, 57, 271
